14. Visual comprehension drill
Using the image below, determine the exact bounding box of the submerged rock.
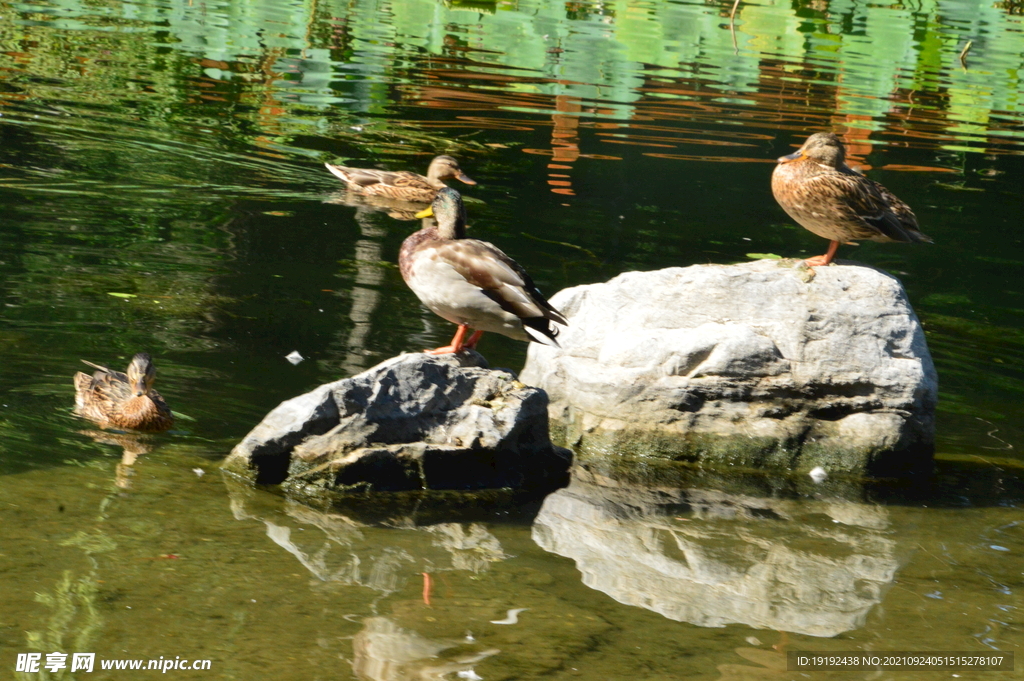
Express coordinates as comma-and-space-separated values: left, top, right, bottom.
520, 260, 937, 476
223, 352, 571, 494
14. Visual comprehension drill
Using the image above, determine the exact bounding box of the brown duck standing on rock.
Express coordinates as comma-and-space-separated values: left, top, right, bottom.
73, 353, 174, 431
400, 187, 567, 354
771, 132, 932, 266
324, 155, 476, 204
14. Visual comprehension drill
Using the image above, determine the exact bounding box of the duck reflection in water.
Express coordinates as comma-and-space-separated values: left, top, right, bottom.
323, 190, 436, 222
771, 132, 932, 266
76, 430, 153, 490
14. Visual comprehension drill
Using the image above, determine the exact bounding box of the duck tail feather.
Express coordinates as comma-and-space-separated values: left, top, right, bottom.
522, 319, 561, 347
80, 359, 110, 373
910, 229, 934, 244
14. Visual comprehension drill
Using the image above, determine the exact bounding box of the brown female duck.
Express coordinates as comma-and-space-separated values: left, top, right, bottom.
771, 132, 932, 266
400, 188, 567, 354
73, 353, 174, 431
325, 155, 476, 204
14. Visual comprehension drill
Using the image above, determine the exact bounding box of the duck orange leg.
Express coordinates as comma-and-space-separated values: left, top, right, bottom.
804, 239, 840, 267
464, 330, 484, 349
425, 324, 470, 355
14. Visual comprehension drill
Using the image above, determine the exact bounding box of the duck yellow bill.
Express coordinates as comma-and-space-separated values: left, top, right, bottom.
777, 150, 805, 164
456, 172, 476, 186
415, 206, 434, 219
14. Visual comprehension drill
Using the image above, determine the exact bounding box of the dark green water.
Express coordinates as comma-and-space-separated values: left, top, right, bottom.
1, 0, 1022, 678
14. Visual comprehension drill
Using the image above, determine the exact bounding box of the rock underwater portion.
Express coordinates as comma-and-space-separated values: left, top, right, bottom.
520, 259, 937, 477
223, 352, 571, 495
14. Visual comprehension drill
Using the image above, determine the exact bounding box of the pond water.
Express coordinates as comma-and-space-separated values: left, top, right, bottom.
1, 0, 1022, 678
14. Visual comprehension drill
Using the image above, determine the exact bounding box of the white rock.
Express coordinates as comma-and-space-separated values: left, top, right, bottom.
520, 260, 936, 476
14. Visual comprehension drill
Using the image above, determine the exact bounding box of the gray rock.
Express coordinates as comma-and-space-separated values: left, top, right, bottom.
520, 260, 937, 476
223, 352, 571, 494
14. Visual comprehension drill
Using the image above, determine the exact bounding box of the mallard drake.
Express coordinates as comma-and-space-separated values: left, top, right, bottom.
771, 132, 932, 266
400, 187, 567, 354
325, 155, 476, 204
73, 353, 174, 432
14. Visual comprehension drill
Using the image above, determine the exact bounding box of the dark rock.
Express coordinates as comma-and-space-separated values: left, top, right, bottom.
223, 352, 571, 495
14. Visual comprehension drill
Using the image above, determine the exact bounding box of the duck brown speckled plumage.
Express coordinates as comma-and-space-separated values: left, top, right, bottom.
771, 132, 932, 266
73, 353, 174, 432
324, 155, 476, 204
399, 187, 567, 354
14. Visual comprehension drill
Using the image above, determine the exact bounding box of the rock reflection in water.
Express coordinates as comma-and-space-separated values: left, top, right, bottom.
352, 617, 498, 681
221, 478, 519, 678
532, 470, 899, 637
225, 475, 508, 591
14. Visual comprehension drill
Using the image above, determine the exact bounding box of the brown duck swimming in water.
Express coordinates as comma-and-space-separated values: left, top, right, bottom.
400, 187, 567, 354
324, 155, 476, 204
771, 132, 932, 266
73, 353, 174, 432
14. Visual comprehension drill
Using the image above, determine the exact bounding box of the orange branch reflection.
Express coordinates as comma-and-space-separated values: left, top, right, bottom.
548, 94, 581, 196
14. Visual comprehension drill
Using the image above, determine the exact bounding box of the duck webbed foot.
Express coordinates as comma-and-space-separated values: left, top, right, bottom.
424, 324, 476, 355
803, 240, 840, 267
464, 330, 484, 350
